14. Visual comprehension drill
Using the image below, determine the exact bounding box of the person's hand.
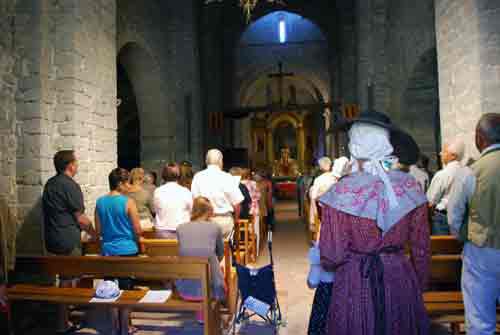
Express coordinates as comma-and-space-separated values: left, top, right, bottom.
138, 237, 146, 254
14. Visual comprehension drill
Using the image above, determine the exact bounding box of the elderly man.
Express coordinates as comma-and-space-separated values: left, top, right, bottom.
426, 138, 465, 234
153, 163, 193, 239
448, 113, 500, 335
191, 149, 244, 236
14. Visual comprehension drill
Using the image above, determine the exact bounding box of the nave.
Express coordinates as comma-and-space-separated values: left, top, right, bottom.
22, 201, 459, 335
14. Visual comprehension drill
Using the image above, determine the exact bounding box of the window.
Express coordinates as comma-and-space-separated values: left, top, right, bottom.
279, 18, 286, 43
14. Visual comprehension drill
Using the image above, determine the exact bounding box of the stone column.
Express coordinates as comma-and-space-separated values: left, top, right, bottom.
435, 0, 500, 159
14, 0, 117, 255
356, 0, 388, 112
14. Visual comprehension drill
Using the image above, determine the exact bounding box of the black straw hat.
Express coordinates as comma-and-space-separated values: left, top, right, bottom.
336, 110, 420, 166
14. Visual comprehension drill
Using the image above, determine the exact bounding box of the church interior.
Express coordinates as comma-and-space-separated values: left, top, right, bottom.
1, 0, 500, 334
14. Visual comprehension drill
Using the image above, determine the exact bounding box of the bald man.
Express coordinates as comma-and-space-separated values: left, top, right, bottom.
448, 113, 500, 335
191, 149, 244, 236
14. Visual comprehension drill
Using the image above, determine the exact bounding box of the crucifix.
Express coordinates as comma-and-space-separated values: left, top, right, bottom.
268, 61, 294, 108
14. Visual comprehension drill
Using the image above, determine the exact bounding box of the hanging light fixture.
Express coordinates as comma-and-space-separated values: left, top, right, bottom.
205, 0, 286, 23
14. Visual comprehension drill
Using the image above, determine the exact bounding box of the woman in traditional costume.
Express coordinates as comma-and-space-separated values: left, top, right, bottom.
318, 111, 430, 335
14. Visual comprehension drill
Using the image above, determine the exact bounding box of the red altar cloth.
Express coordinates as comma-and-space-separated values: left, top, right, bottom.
275, 181, 297, 199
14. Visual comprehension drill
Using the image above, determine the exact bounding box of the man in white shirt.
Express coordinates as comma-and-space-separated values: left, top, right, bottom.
154, 163, 193, 238
191, 149, 244, 236
426, 138, 465, 234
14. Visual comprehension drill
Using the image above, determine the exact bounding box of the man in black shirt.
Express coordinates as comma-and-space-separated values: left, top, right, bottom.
43, 150, 95, 255
42, 150, 95, 333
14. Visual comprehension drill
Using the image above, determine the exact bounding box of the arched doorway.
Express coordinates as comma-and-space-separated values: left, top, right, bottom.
116, 42, 165, 171
403, 48, 441, 168
117, 62, 141, 170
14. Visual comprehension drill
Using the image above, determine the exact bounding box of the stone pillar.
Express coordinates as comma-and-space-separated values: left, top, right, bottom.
435, 0, 500, 159
166, 0, 203, 168
0, 0, 19, 271
356, 0, 388, 112
14, 0, 116, 255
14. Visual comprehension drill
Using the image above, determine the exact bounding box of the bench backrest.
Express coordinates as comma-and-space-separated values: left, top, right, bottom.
431, 236, 462, 255
15, 256, 210, 282
142, 239, 179, 257
429, 255, 462, 288
83, 239, 179, 257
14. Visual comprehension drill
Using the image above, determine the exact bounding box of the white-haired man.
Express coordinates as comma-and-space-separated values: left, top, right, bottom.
191, 149, 244, 236
427, 138, 465, 234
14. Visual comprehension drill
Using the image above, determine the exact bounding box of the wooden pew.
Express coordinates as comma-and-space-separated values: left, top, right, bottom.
424, 236, 500, 334
8, 256, 221, 335
431, 235, 463, 255
82, 237, 238, 316
83, 236, 233, 288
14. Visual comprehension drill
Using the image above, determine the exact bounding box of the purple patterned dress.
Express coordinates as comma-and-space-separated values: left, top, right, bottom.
318, 171, 431, 335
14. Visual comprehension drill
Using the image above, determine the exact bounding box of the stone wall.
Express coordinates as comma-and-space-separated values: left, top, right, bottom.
0, 0, 19, 267
118, 0, 203, 171
356, 0, 389, 113
435, 0, 500, 160
13, 0, 116, 255
386, 0, 439, 165
354, 0, 439, 165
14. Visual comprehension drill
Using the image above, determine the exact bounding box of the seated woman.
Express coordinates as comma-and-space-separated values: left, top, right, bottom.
176, 197, 225, 323
127, 168, 155, 230
94, 168, 143, 334
95, 168, 142, 282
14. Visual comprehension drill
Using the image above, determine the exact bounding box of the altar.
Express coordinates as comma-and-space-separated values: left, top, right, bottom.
248, 109, 318, 199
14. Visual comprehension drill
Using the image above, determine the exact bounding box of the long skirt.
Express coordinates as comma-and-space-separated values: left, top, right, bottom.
307, 282, 333, 335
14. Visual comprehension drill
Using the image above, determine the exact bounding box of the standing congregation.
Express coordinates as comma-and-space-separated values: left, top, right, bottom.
3, 111, 497, 335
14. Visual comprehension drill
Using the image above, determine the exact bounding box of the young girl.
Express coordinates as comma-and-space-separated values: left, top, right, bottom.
307, 233, 335, 335
175, 197, 226, 323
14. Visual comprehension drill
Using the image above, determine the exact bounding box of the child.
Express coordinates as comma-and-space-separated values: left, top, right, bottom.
175, 197, 226, 323
307, 238, 334, 335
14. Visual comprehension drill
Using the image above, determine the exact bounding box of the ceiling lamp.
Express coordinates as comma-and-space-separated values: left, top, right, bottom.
205, 0, 286, 23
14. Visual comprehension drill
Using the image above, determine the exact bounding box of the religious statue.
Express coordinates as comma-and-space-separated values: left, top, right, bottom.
273, 147, 300, 178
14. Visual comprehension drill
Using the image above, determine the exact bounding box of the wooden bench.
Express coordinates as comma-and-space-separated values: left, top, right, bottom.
431, 235, 463, 255
424, 236, 500, 333
82, 236, 239, 316
8, 256, 221, 335
83, 236, 233, 288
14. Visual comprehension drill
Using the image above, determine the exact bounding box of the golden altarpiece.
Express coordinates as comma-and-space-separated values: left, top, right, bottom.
249, 110, 319, 177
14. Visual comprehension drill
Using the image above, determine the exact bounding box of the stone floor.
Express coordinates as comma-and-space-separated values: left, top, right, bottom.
22, 200, 456, 334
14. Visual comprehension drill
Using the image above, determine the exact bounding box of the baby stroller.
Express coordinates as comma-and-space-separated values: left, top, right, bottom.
230, 230, 282, 334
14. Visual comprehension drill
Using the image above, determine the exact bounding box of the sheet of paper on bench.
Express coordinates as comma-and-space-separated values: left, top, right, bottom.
90, 290, 123, 303
139, 290, 172, 304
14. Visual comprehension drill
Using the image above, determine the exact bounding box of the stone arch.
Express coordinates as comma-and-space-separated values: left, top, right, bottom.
117, 42, 165, 169
402, 48, 440, 167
